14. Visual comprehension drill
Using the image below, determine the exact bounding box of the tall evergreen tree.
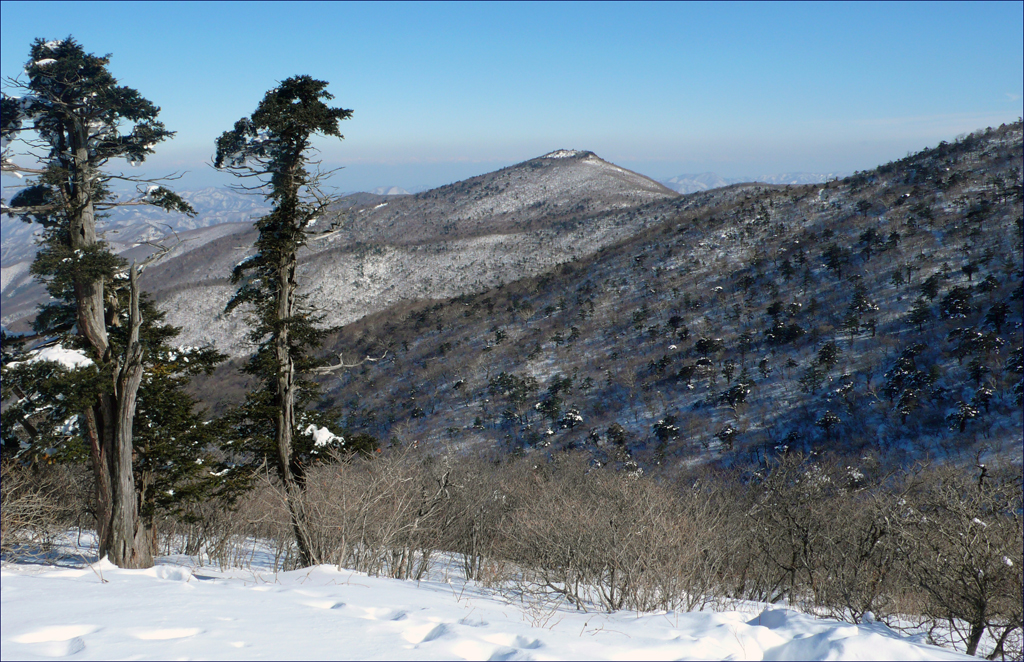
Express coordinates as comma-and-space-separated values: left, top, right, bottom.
215, 76, 352, 567
1, 37, 203, 568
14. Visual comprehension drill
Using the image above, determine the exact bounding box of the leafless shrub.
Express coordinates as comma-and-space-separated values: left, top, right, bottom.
10, 441, 1020, 661
228, 446, 458, 578
1, 462, 90, 559
722, 453, 1022, 660
155, 470, 294, 569
896, 462, 1023, 659
486, 454, 726, 613
434, 455, 512, 582
740, 453, 905, 621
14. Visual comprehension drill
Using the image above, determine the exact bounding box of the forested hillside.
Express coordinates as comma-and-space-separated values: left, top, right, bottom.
278, 122, 1024, 468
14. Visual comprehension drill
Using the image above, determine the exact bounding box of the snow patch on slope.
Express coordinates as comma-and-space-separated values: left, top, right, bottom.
8, 344, 93, 369
542, 149, 584, 158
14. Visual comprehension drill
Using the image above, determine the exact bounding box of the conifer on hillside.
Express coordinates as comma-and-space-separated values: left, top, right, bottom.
1, 37, 221, 568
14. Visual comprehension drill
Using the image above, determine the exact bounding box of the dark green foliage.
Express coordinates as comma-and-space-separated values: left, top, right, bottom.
939, 286, 973, 319
816, 411, 842, 439
765, 320, 806, 345
2, 37, 203, 567
2, 288, 226, 520
800, 365, 825, 394
948, 327, 1004, 365
4, 38, 194, 219
907, 297, 933, 331
848, 283, 877, 314
694, 336, 724, 355
883, 347, 935, 419
984, 302, 1009, 333
215, 76, 353, 484
920, 274, 942, 300
488, 371, 539, 424
1, 356, 102, 463
822, 243, 850, 277
719, 382, 752, 407
607, 423, 629, 447
817, 341, 842, 370
214, 76, 360, 568
715, 425, 737, 448
946, 401, 979, 433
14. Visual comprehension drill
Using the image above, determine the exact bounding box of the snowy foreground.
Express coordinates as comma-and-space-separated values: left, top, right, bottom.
2, 554, 971, 661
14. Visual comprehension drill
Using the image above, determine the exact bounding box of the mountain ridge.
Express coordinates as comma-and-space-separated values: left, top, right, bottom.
661, 172, 850, 194
138, 149, 682, 354
262, 122, 1021, 468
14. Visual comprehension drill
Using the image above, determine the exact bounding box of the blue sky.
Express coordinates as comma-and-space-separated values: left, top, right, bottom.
2, 1, 1022, 192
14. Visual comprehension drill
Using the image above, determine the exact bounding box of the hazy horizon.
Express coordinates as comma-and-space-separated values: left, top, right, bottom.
2, 1, 1021, 193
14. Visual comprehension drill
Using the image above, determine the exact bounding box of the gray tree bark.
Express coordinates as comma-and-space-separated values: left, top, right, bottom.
67, 125, 151, 568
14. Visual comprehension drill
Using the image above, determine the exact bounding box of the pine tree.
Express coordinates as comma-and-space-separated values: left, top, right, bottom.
215, 76, 352, 567
1, 37, 201, 568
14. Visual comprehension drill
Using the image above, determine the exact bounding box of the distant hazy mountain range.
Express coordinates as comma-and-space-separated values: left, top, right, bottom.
0, 186, 272, 266
660, 172, 849, 194
369, 186, 411, 196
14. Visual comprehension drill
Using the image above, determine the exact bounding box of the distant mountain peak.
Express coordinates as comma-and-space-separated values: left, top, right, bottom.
540, 149, 594, 159
369, 186, 411, 196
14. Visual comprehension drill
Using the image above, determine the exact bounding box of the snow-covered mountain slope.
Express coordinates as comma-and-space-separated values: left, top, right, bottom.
137, 151, 681, 354
331, 150, 678, 246
303, 122, 1022, 466
0, 222, 255, 332
0, 554, 972, 661
0, 186, 270, 329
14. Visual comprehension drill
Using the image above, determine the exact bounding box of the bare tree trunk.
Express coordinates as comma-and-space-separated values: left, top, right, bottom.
66, 127, 151, 568
965, 617, 985, 657
69, 134, 109, 361
108, 266, 151, 568
83, 408, 112, 552
274, 249, 315, 567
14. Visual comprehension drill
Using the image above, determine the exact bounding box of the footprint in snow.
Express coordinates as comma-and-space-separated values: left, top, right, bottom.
401, 622, 449, 644
482, 633, 542, 650
13, 624, 97, 658
450, 639, 523, 661
355, 606, 406, 621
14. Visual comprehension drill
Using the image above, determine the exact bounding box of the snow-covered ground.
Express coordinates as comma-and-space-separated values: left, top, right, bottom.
1, 549, 971, 661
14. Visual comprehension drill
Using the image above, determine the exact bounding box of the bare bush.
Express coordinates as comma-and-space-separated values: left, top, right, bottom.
896, 462, 1023, 659
8, 443, 1020, 660
157, 473, 295, 570
293, 447, 452, 578
1, 463, 90, 559
721, 453, 1022, 660
489, 454, 726, 612
741, 454, 904, 621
